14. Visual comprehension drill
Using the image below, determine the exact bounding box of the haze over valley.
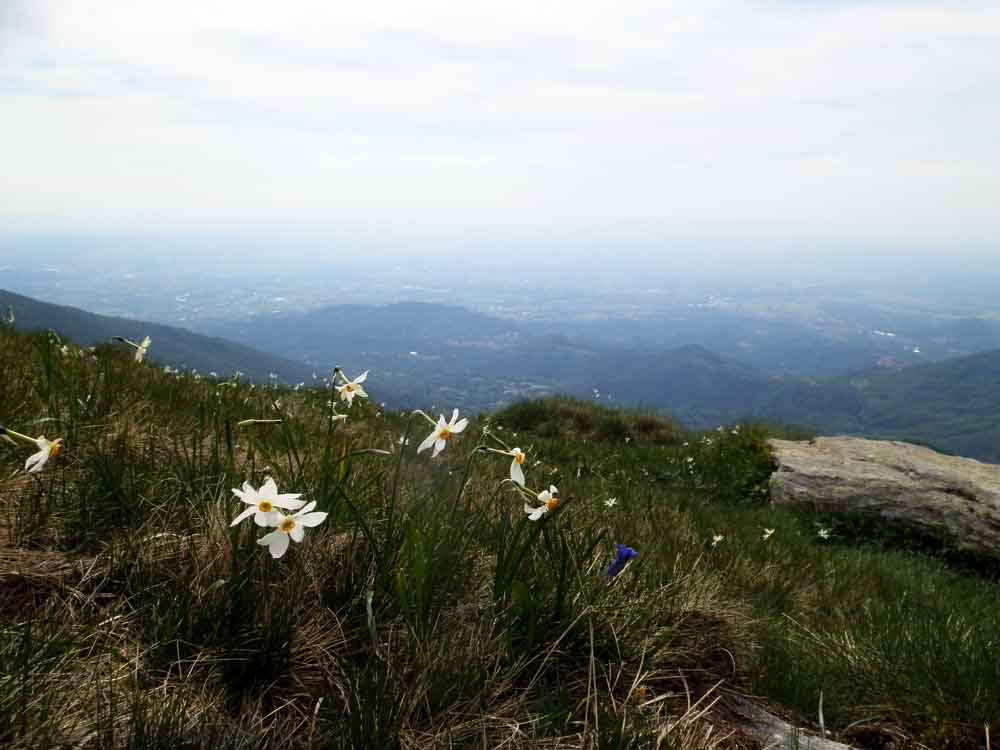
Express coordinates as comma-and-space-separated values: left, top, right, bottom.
4, 237, 999, 377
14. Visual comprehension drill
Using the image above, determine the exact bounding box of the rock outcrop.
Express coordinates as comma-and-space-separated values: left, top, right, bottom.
768, 437, 1000, 557
728, 695, 858, 750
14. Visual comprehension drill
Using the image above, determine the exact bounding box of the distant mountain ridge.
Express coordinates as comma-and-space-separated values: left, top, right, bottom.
4, 289, 998, 462
544, 307, 1000, 378
204, 299, 1000, 462
0, 288, 315, 384
201, 302, 771, 419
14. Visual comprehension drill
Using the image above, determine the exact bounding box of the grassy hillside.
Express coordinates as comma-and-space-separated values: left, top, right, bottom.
0, 289, 315, 384
2, 322, 999, 748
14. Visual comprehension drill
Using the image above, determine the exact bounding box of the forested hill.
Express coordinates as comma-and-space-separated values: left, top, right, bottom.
0, 288, 314, 384
760, 348, 1000, 462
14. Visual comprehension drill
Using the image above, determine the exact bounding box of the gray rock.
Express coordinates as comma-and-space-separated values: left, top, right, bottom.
768, 437, 1000, 557
728, 695, 858, 750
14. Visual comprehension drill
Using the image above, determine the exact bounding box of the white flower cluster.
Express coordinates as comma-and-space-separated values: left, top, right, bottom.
230, 478, 329, 559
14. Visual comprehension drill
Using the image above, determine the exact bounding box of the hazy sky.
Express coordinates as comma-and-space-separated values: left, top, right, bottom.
1, 1, 998, 247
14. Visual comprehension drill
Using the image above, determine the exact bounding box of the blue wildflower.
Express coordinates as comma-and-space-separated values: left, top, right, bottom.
605, 543, 638, 581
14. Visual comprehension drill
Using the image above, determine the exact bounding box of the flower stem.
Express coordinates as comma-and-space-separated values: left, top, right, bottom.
0, 426, 37, 445
409, 409, 439, 427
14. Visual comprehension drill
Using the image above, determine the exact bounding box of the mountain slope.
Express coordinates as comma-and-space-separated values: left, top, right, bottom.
204, 302, 774, 418
0, 288, 315, 383
2, 317, 999, 747
9, 288, 998, 461
759, 349, 1000, 461
593, 344, 772, 427
204, 299, 1000, 460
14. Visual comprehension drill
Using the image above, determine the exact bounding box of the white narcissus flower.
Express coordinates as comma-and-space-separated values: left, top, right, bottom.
230, 477, 305, 527
762, 528, 775, 541
818, 528, 831, 540
113, 335, 151, 362
25, 436, 63, 473
508, 447, 527, 486
257, 501, 329, 559
711, 533, 724, 547
417, 409, 468, 458
605, 497, 618, 508
134, 336, 151, 362
336, 370, 369, 405
524, 485, 559, 521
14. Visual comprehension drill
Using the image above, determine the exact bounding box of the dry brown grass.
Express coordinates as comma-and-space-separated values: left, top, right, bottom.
0, 492, 774, 749
0, 405, 814, 750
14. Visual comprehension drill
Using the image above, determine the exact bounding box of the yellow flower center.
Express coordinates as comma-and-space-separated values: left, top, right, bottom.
279, 517, 296, 533
345, 384, 355, 392
440, 427, 452, 440
515, 452, 525, 465
49, 443, 62, 459
257, 500, 274, 513
545, 497, 559, 511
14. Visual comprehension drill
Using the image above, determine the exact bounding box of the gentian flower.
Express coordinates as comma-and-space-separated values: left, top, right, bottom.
605, 543, 638, 581
256, 501, 329, 558
230, 477, 305, 527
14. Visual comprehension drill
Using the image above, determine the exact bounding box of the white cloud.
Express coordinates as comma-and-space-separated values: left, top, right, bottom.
1, 0, 998, 244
